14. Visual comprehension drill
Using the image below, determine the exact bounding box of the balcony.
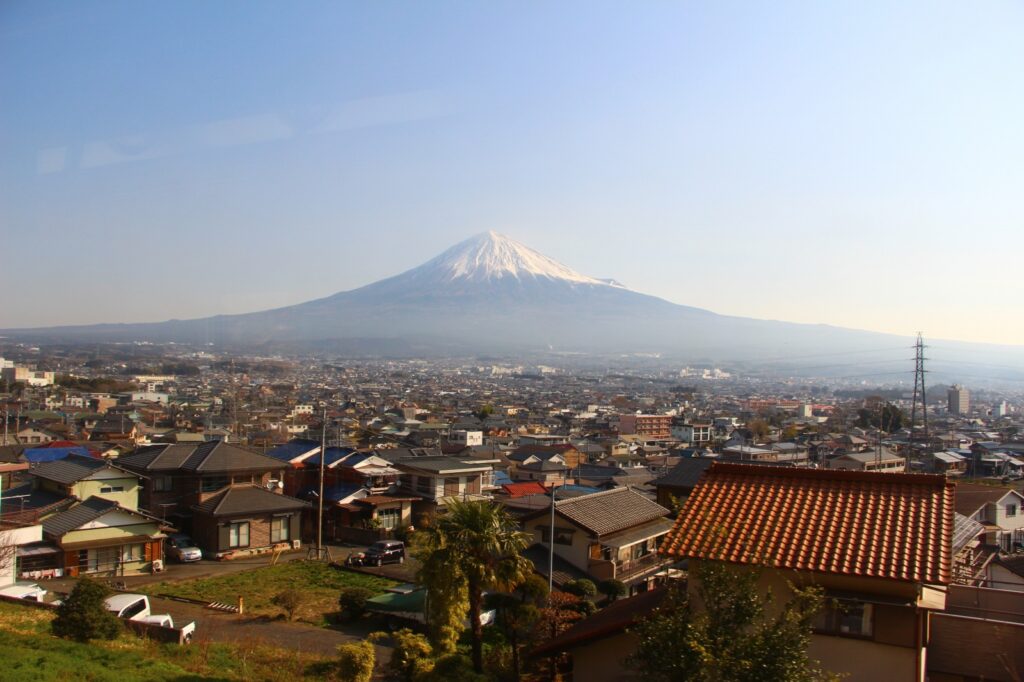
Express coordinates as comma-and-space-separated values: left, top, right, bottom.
588, 552, 672, 584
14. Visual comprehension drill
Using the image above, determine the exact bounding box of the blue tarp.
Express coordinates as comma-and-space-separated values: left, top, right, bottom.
23, 446, 93, 463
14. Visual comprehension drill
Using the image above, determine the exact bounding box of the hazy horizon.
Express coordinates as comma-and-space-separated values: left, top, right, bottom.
3, 1, 1023, 345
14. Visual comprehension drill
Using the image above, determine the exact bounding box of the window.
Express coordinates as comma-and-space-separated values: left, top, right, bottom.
99, 485, 125, 493
121, 543, 144, 563
153, 476, 173, 492
815, 599, 873, 637
78, 547, 120, 573
202, 476, 230, 492
377, 506, 400, 530
540, 526, 575, 546
1008, 504, 1018, 518
416, 475, 433, 494
229, 521, 250, 548
444, 477, 460, 496
233, 473, 256, 485
271, 516, 290, 543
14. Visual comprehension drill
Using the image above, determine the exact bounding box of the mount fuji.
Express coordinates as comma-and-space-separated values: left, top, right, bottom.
6, 232, 1024, 372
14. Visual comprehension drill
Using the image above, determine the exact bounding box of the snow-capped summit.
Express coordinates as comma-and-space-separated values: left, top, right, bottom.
415, 231, 608, 285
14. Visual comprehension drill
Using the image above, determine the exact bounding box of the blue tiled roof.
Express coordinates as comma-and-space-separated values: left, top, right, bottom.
305, 447, 356, 467
493, 470, 513, 486
23, 447, 94, 463
265, 439, 320, 462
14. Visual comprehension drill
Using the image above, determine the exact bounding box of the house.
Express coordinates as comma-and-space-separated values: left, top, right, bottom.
116, 440, 306, 557
930, 450, 968, 476
955, 483, 1024, 553
40, 497, 168, 576
650, 457, 713, 509
191, 486, 308, 559
521, 487, 674, 593
388, 455, 497, 519
29, 455, 141, 510
661, 462, 954, 682
827, 449, 905, 473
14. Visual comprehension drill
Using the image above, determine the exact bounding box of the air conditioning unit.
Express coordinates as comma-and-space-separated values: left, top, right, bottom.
152, 559, 164, 573
291, 540, 301, 550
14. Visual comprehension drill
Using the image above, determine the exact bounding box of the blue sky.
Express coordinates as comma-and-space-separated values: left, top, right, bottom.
2, 1, 1022, 345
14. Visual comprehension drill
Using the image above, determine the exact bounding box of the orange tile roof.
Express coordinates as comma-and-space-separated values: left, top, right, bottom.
661, 462, 954, 584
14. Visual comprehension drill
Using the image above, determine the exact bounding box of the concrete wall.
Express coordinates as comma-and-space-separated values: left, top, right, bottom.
569, 632, 640, 681
528, 517, 592, 573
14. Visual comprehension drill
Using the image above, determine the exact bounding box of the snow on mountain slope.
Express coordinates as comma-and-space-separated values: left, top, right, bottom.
412, 231, 609, 285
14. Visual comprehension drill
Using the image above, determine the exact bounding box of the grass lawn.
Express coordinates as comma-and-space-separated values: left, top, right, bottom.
0, 601, 334, 681
144, 560, 397, 626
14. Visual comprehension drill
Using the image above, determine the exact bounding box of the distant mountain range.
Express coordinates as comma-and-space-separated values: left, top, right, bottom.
4, 232, 1024, 378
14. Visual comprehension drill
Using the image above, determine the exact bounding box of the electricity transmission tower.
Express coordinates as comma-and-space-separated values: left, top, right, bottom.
907, 333, 928, 472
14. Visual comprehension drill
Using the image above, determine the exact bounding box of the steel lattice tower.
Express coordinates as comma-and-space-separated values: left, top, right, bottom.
907, 333, 928, 472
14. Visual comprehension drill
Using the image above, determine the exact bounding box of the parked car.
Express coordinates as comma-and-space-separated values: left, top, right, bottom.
0, 581, 46, 602
104, 594, 195, 642
165, 534, 203, 562
364, 540, 405, 566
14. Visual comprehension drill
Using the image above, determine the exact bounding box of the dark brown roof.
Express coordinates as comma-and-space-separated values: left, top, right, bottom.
526, 487, 670, 537
954, 483, 1023, 517
192, 485, 309, 516
662, 462, 954, 585
652, 458, 714, 490
118, 441, 284, 474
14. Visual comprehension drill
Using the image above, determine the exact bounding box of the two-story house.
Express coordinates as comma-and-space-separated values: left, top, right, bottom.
388, 455, 497, 519
661, 462, 954, 682
955, 482, 1024, 553
521, 487, 674, 593
116, 440, 308, 559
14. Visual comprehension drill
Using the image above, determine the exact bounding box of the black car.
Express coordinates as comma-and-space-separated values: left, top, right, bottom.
363, 540, 405, 566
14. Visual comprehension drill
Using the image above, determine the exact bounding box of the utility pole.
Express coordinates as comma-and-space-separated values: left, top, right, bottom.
908, 333, 928, 473
548, 485, 559, 594
314, 407, 328, 561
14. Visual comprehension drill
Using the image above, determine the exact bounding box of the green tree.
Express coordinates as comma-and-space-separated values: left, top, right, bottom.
51, 577, 122, 642
412, 498, 531, 673
747, 419, 771, 442
628, 562, 834, 682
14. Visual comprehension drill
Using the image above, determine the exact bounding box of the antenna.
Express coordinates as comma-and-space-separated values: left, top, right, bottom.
907, 333, 928, 472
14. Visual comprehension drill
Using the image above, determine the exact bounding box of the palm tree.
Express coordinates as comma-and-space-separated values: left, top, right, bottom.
413, 498, 532, 673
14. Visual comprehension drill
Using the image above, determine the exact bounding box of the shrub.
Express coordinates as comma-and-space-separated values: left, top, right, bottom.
51, 577, 122, 642
562, 579, 597, 598
338, 586, 375, 619
371, 628, 434, 681
598, 579, 627, 603
271, 588, 305, 621
336, 640, 375, 682
419, 653, 489, 682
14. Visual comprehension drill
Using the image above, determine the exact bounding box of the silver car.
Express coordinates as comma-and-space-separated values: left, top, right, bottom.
165, 534, 203, 562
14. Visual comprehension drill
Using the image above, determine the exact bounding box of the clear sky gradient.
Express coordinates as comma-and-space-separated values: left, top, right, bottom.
2, 1, 1022, 345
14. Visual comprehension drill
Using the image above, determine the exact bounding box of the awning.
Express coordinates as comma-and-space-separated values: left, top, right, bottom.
17, 543, 60, 557
601, 518, 676, 549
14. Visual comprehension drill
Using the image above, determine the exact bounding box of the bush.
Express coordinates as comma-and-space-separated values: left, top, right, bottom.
563, 579, 597, 598
371, 628, 434, 681
51, 577, 122, 642
419, 653, 489, 682
271, 588, 305, 621
598, 579, 627, 603
338, 586, 375, 619
336, 640, 375, 682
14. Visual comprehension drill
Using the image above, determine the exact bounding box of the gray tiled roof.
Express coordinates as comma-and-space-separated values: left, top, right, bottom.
32, 455, 125, 486
651, 458, 714, 490
41, 496, 119, 538
548, 487, 669, 536
117, 441, 284, 474
192, 485, 309, 517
